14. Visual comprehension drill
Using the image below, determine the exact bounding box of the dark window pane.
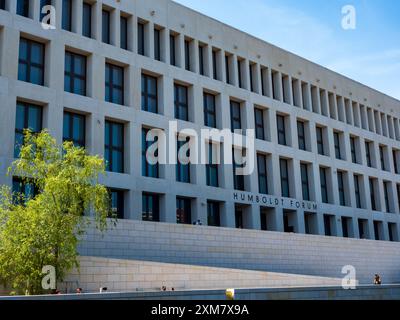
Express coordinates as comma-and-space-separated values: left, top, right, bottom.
18, 38, 45, 86
64, 51, 87, 96
82, 2, 92, 38
62, 0, 72, 31
120, 16, 128, 50
137, 22, 145, 55
17, 0, 29, 17
105, 121, 124, 173
102, 10, 110, 43
141, 74, 158, 113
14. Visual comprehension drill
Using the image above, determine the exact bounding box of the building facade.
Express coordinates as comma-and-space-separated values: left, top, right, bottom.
1, 0, 400, 242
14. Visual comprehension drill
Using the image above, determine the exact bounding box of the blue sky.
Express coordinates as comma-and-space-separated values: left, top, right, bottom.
173, 0, 400, 100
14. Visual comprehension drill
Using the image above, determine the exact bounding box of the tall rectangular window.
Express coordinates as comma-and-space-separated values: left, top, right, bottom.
137, 22, 145, 55
105, 63, 124, 105
176, 197, 191, 224
337, 171, 345, 206
203, 93, 216, 128
230, 101, 241, 133
174, 84, 188, 121
142, 128, 159, 178
17, 0, 29, 17
141, 74, 158, 113
154, 28, 161, 61
109, 189, 124, 219
212, 50, 217, 80
0, 0, 5, 10
254, 108, 265, 140
350, 136, 357, 163
206, 144, 219, 187
105, 121, 124, 173
225, 55, 230, 84
280, 159, 290, 198
14, 102, 42, 158
18, 38, 45, 86
277, 115, 287, 146
365, 141, 372, 167
384, 181, 391, 213
249, 64, 254, 92
334, 132, 341, 159
170, 34, 176, 66
257, 154, 268, 194
63, 112, 85, 147
12, 177, 37, 203
300, 163, 310, 201
233, 150, 245, 191
102, 9, 110, 44
316, 127, 324, 155
369, 178, 376, 211
199, 45, 205, 76
120, 16, 128, 50
237, 59, 242, 88
207, 201, 220, 227
64, 51, 86, 96
82, 2, 92, 38
297, 121, 306, 151
176, 138, 190, 183
142, 193, 159, 222
62, 0, 72, 31
393, 150, 399, 174
184, 39, 190, 71
320, 167, 328, 204
379, 146, 386, 171
354, 175, 361, 209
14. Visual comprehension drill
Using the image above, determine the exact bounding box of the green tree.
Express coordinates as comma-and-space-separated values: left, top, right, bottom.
0, 130, 113, 295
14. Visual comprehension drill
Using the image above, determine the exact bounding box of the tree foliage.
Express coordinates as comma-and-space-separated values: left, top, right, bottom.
0, 130, 112, 295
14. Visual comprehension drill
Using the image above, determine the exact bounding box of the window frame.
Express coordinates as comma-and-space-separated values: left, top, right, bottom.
105, 63, 124, 105
64, 51, 87, 96
18, 38, 45, 86
105, 120, 124, 173
141, 73, 158, 113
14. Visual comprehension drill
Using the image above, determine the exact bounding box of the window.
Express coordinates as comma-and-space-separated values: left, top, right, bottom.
62, 0, 72, 31
199, 45, 205, 76
105, 121, 124, 173
257, 154, 268, 194
142, 193, 159, 222
18, 38, 45, 86
320, 167, 328, 204
82, 2, 92, 38
369, 178, 376, 211
237, 59, 243, 88
333, 132, 341, 159
225, 55, 230, 84
176, 137, 190, 183
102, 9, 111, 44
342, 217, 350, 238
235, 209, 243, 229
379, 146, 387, 171
40, 0, 52, 22
184, 39, 190, 71
350, 137, 357, 164
137, 22, 145, 55
230, 101, 241, 133
206, 143, 219, 187
17, 0, 29, 17
324, 215, 333, 236
354, 175, 361, 209
297, 121, 306, 151
203, 93, 216, 128
154, 28, 161, 61
120, 16, 128, 50
174, 84, 188, 121
141, 74, 158, 113
337, 171, 345, 206
254, 108, 265, 140
12, 177, 37, 204
63, 112, 85, 147
316, 127, 325, 155
393, 150, 399, 174
14, 102, 42, 158
0, 0, 5, 10
383, 181, 391, 212
105, 63, 124, 105
176, 197, 191, 224
277, 115, 287, 146
212, 50, 218, 80
233, 149, 245, 191
249, 64, 254, 92
109, 189, 124, 219
142, 128, 159, 178
170, 34, 176, 66
207, 201, 220, 227
280, 159, 290, 198
300, 163, 310, 201
365, 141, 372, 167
64, 51, 86, 96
